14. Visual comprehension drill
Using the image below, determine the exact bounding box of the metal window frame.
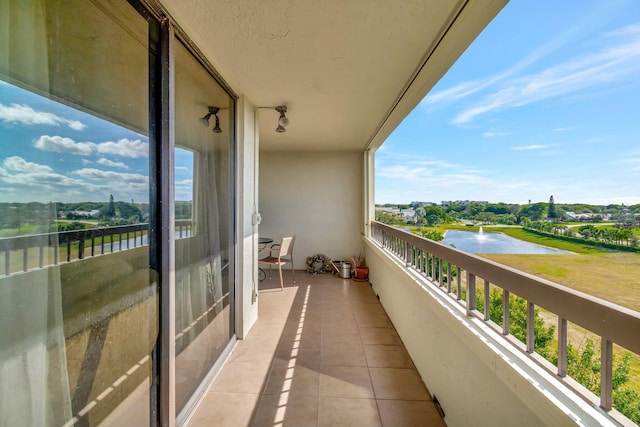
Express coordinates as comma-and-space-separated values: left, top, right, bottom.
132, 0, 239, 425
138, 0, 239, 426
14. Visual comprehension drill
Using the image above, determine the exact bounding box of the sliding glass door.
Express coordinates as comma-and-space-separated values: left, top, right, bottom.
0, 1, 237, 425
173, 39, 236, 418
0, 0, 157, 425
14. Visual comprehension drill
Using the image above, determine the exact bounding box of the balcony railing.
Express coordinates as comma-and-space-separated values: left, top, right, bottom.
0, 220, 192, 276
371, 221, 640, 413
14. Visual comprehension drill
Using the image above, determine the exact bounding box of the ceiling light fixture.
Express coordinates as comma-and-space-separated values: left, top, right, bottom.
199, 106, 223, 133
275, 105, 289, 133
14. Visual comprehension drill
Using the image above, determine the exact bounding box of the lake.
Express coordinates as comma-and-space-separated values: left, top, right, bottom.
442, 229, 572, 255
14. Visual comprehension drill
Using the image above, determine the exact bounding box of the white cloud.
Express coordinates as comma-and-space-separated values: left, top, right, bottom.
97, 158, 128, 169
95, 139, 148, 158
414, 159, 456, 168
35, 135, 95, 155
67, 120, 85, 130
3, 156, 52, 173
422, 21, 583, 113
0, 103, 86, 130
621, 156, 640, 170
377, 165, 434, 181
513, 144, 549, 151
377, 162, 491, 188
483, 131, 508, 138
74, 168, 149, 184
439, 24, 640, 125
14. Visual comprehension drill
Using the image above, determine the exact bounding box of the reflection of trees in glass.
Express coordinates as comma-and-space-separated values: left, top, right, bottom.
0, 198, 152, 237
103, 194, 116, 219
175, 201, 193, 220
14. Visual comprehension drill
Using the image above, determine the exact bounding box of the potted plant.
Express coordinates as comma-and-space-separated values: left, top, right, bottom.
347, 253, 369, 281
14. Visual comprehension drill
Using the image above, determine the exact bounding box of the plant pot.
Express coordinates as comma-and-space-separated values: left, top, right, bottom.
352, 266, 369, 282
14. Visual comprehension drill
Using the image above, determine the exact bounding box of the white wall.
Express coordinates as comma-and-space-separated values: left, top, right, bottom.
236, 97, 259, 338
364, 238, 614, 427
259, 151, 363, 269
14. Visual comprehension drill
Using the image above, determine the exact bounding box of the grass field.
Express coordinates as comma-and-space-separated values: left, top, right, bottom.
480, 243, 640, 395
413, 222, 640, 397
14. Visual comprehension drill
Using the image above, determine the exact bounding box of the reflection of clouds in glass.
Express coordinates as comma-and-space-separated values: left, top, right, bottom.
95, 138, 148, 158
175, 178, 193, 201
97, 158, 128, 169
0, 156, 92, 200
74, 168, 149, 184
35, 135, 94, 155
34, 135, 149, 158
0, 102, 86, 130
4, 156, 53, 173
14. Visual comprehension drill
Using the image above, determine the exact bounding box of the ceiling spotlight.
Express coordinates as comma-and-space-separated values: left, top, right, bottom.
275, 105, 289, 133
200, 106, 223, 132
213, 114, 222, 133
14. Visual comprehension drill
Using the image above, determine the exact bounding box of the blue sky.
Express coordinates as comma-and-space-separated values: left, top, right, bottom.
376, 1, 640, 205
0, 81, 194, 203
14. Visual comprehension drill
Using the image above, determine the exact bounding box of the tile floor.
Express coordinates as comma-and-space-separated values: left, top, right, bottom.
187, 271, 446, 427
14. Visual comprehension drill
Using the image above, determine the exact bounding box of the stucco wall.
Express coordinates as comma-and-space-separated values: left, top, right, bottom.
363, 238, 609, 427
259, 151, 363, 270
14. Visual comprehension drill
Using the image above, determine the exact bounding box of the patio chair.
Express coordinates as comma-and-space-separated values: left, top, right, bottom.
259, 236, 296, 289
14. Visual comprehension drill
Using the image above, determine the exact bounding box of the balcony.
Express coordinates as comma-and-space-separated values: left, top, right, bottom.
187, 273, 445, 426
178, 222, 640, 426
3, 1, 639, 425
2, 219, 638, 425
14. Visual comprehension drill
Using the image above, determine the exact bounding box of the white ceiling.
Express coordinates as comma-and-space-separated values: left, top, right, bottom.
159, 0, 507, 152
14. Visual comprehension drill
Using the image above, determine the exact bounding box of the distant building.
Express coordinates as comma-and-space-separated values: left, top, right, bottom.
402, 209, 416, 222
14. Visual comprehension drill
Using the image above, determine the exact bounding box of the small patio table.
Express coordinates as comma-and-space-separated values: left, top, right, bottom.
258, 237, 273, 281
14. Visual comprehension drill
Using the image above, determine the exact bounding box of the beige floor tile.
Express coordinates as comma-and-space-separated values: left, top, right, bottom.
369, 368, 430, 401
210, 361, 271, 394
359, 327, 402, 345
188, 392, 259, 427
229, 341, 279, 364
318, 397, 381, 427
364, 345, 413, 368
351, 302, 386, 315
189, 276, 439, 427
321, 326, 361, 343
319, 366, 374, 398
321, 342, 367, 367
281, 322, 322, 338
252, 394, 318, 427
355, 312, 393, 328
274, 345, 321, 370
322, 311, 356, 324
377, 400, 446, 427
263, 359, 319, 396
349, 293, 379, 305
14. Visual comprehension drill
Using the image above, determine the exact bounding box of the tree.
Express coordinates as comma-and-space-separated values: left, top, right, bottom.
415, 207, 426, 225
518, 202, 547, 222
417, 228, 444, 242
548, 195, 557, 219
103, 194, 116, 219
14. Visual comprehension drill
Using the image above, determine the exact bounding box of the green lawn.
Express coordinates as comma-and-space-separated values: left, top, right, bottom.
481, 249, 640, 395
